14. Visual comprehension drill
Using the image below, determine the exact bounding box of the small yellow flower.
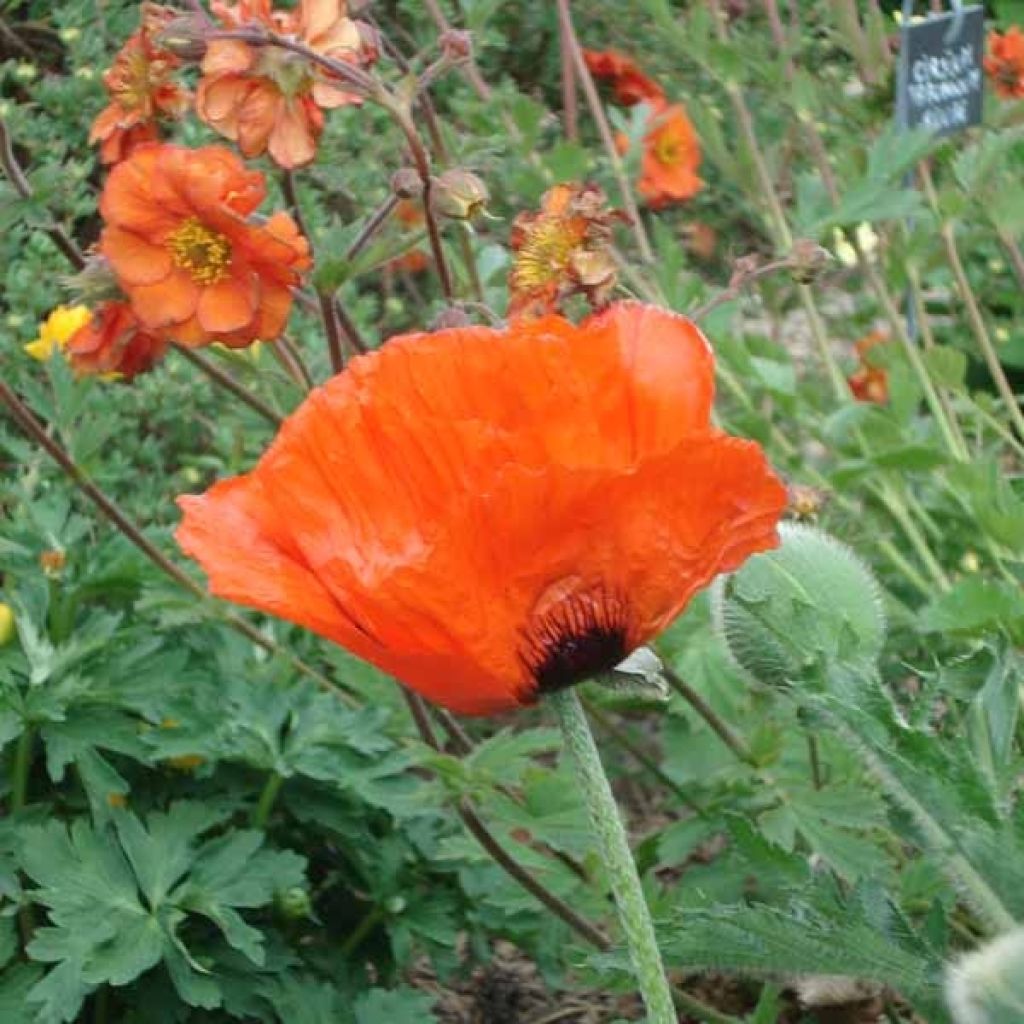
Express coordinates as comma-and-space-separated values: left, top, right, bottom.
24, 305, 91, 361
0, 604, 14, 646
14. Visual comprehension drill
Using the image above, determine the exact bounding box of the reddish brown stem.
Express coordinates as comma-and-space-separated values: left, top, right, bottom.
402, 692, 611, 951
174, 345, 283, 427
0, 116, 85, 270
0, 380, 357, 704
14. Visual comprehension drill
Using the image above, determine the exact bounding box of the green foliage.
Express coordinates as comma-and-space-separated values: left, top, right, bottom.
3, 0, 1024, 1020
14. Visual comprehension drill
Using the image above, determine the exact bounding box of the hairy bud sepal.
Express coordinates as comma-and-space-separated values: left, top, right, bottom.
711, 523, 886, 689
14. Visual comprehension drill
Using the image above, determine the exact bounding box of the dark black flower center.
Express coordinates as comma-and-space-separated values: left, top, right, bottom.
521, 591, 629, 696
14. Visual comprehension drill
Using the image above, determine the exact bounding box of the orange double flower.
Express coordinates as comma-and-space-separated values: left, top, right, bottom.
99, 143, 310, 348
197, 0, 377, 168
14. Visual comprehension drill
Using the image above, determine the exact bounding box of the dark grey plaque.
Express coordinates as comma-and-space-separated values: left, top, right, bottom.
897, 7, 985, 136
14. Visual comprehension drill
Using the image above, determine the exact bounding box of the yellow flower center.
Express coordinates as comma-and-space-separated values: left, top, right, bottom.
512, 218, 586, 292
654, 134, 682, 166
168, 218, 232, 284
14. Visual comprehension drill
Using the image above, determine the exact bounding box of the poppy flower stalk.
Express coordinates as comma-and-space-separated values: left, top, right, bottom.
551, 688, 676, 1023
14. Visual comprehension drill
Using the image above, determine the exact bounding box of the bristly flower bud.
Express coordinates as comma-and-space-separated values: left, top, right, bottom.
430, 306, 473, 330
439, 29, 473, 63
712, 523, 886, 689
789, 238, 832, 284
946, 928, 1024, 1024
155, 14, 209, 63
430, 169, 489, 221
391, 168, 423, 200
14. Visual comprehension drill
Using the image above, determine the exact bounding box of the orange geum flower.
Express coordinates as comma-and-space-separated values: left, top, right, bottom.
176, 302, 786, 716
583, 49, 665, 108
89, 3, 191, 165
638, 102, 703, 209
847, 330, 889, 404
197, 0, 377, 168
66, 301, 170, 380
985, 27, 1024, 99
98, 143, 311, 348
508, 183, 626, 320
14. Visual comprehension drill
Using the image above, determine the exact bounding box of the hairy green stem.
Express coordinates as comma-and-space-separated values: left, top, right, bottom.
251, 772, 284, 829
550, 689, 675, 1024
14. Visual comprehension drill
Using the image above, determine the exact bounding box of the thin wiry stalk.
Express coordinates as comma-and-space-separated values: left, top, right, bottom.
555, 0, 654, 264
174, 345, 283, 427
919, 162, 1024, 443
0, 116, 85, 270
402, 692, 612, 951
0, 381, 359, 705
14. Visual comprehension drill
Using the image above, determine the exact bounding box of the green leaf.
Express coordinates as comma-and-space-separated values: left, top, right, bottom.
354, 987, 438, 1024
919, 579, 1024, 642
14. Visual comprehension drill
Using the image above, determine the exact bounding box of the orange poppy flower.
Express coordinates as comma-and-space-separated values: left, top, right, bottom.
89, 4, 191, 165
847, 330, 889, 404
98, 143, 311, 348
984, 27, 1024, 99
508, 183, 625, 320
66, 301, 169, 380
583, 49, 665, 107
638, 103, 703, 209
197, 0, 377, 168
176, 302, 786, 716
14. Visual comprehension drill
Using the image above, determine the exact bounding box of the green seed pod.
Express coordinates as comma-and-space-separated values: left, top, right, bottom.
711, 523, 886, 688
946, 928, 1024, 1024
275, 886, 312, 921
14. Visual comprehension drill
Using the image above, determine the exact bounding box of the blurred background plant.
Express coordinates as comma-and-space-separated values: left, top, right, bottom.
1, 1, 1023, 1021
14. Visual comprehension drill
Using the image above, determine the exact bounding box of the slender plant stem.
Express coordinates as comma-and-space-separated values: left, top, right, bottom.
919, 163, 1024, 442
347, 194, 399, 261
558, 11, 579, 141
270, 336, 314, 391
402, 692, 612, 950
871, 482, 951, 592
332, 296, 368, 355
761, 0, 967, 459
10, 727, 32, 812
819, 701, 1017, 934
550, 689, 674, 1024
340, 903, 386, 957
0, 116, 85, 270
996, 226, 1024, 292
0, 382, 359, 705
583, 700, 706, 815
174, 345, 283, 427
251, 772, 284, 828
663, 666, 757, 767
555, 0, 654, 263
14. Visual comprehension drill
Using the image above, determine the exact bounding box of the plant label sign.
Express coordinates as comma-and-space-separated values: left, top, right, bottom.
897, 7, 985, 137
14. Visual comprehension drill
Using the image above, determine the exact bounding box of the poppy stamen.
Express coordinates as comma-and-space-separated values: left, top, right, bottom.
522, 590, 630, 696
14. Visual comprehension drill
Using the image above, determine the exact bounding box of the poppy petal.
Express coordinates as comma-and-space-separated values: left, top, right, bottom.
176, 478, 381, 657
